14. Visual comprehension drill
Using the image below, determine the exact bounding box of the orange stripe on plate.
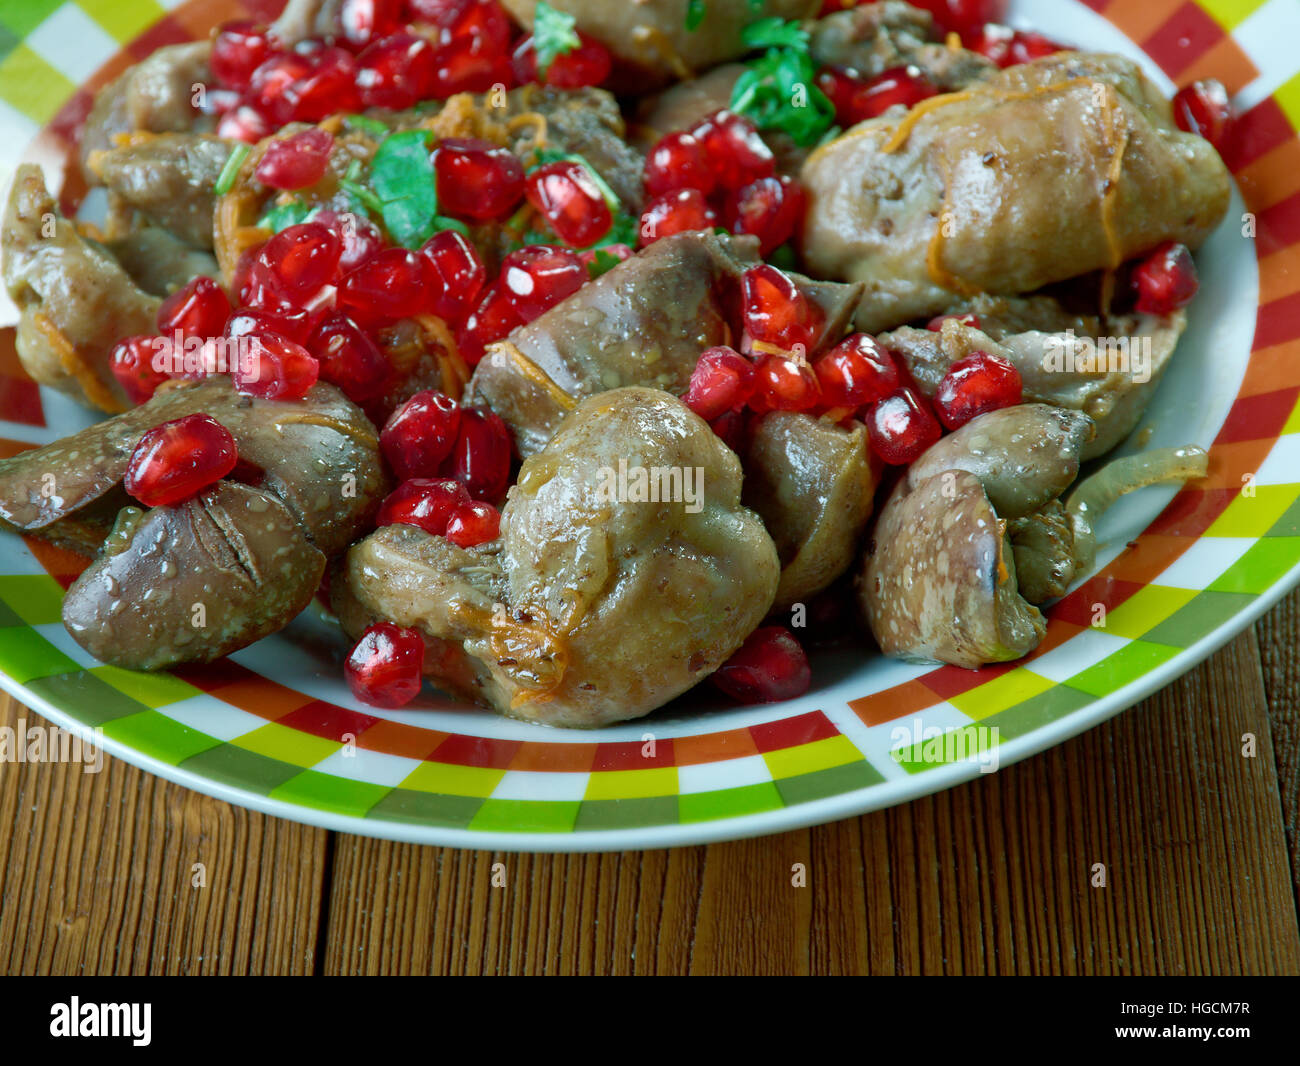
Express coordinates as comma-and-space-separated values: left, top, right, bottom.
848, 679, 941, 727
1102, 0, 1186, 45
1236, 137, 1300, 214
209, 677, 315, 721
1176, 34, 1258, 93
673, 727, 761, 766
1197, 436, 1277, 488
1103, 534, 1202, 585
1236, 337, 1300, 396
1258, 241, 1300, 305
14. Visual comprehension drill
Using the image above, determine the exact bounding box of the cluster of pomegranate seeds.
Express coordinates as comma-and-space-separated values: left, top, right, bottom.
433, 138, 526, 221
124, 414, 239, 507
234, 332, 321, 400
240, 222, 343, 312
641, 111, 804, 253
1173, 80, 1233, 151
813, 333, 900, 408
909, 0, 1006, 36
867, 388, 943, 465
110, 337, 169, 404
501, 245, 587, 320
254, 128, 334, 190
210, 21, 278, 91
314, 209, 385, 273
376, 474, 503, 545
684, 347, 757, 421
1131, 241, 1199, 316
157, 276, 232, 341
741, 264, 823, 356
308, 313, 391, 402
817, 65, 937, 127
381, 389, 462, 479
225, 306, 315, 345
512, 31, 611, 88
965, 24, 1063, 68
525, 161, 613, 247
338, 247, 434, 323
933, 351, 1023, 429
356, 32, 437, 109
338, 0, 406, 49
345, 621, 425, 708
712, 626, 812, 704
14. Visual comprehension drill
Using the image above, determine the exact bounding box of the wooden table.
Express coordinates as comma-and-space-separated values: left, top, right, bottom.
2, 592, 1297, 977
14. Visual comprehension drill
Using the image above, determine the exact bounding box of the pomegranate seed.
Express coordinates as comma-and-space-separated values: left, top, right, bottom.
255, 128, 334, 191
157, 276, 231, 341
815, 66, 867, 127
965, 24, 1063, 68
1131, 241, 1198, 316
308, 313, 391, 402
684, 346, 755, 420
926, 312, 981, 331
867, 387, 942, 465
933, 351, 1022, 429
849, 66, 936, 122
248, 51, 314, 124
445, 500, 501, 547
356, 32, 438, 109
376, 477, 469, 534
430, 35, 515, 96
338, 248, 435, 323
725, 174, 806, 255
311, 208, 385, 273
741, 264, 822, 356
197, 87, 241, 117
690, 110, 775, 192
433, 138, 525, 221
217, 102, 272, 144
755, 355, 822, 412
124, 414, 239, 507
1173, 80, 1232, 151
525, 161, 613, 248
909, 0, 1005, 35
419, 230, 487, 322
638, 188, 718, 246
233, 332, 320, 400
110, 336, 169, 405
286, 47, 361, 122
644, 131, 716, 198
345, 622, 425, 708
450, 407, 512, 501
501, 245, 586, 321
710, 407, 747, 452
512, 31, 612, 88
426, 0, 513, 51
261, 223, 343, 303
211, 21, 279, 91
381, 389, 462, 479
814, 333, 900, 408
457, 282, 523, 364
712, 625, 811, 703
225, 306, 315, 346
338, 0, 404, 49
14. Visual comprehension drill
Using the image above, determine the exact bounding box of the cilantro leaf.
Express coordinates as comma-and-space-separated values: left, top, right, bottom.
686, 0, 707, 31
369, 129, 439, 248
257, 199, 311, 233
533, 1, 581, 77
741, 17, 808, 51
344, 113, 391, 138
586, 247, 623, 278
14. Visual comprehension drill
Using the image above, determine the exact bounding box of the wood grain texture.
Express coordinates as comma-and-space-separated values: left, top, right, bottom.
0, 694, 329, 975
3, 615, 1299, 975
1256, 589, 1300, 914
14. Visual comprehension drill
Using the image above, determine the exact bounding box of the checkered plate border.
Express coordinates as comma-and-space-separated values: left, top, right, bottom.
1, 0, 1298, 850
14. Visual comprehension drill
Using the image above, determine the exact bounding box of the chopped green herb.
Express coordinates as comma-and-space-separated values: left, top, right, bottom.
686, 0, 707, 32
586, 247, 624, 278
767, 242, 799, 272
369, 129, 439, 248
533, 1, 581, 77
431, 215, 470, 237
741, 17, 808, 51
344, 113, 392, 137
214, 143, 251, 196
257, 199, 312, 233
731, 19, 835, 148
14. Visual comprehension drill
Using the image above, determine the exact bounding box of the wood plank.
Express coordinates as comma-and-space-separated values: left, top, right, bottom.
0, 693, 329, 974
320, 632, 1299, 975
1255, 586, 1300, 914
